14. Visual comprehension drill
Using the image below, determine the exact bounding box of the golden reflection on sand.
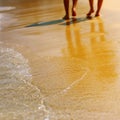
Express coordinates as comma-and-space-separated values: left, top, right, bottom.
43, 18, 120, 119
63, 17, 120, 93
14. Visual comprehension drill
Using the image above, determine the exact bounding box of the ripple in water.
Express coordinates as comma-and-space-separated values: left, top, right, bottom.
0, 6, 16, 12
0, 45, 50, 120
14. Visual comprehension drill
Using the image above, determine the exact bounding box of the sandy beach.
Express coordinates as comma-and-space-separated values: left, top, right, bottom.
1, 0, 120, 119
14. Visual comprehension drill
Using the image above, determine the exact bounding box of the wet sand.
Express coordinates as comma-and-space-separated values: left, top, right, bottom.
1, 0, 120, 120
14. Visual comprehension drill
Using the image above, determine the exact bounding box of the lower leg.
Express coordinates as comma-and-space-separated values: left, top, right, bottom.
95, 0, 103, 16
72, 0, 78, 16
87, 0, 94, 16
63, 0, 69, 19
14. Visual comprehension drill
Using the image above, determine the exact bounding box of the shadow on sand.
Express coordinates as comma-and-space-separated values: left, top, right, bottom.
26, 17, 89, 27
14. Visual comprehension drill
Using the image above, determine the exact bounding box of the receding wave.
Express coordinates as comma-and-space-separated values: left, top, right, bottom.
0, 45, 50, 120
0, 46, 31, 83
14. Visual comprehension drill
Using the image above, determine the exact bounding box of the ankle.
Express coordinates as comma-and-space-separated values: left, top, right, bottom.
95, 11, 100, 17
87, 9, 94, 16
63, 15, 69, 20
72, 8, 76, 16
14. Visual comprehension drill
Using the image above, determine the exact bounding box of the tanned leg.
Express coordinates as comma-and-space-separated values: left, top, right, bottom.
72, 0, 78, 16
63, 0, 70, 19
95, 0, 103, 16
87, 0, 94, 16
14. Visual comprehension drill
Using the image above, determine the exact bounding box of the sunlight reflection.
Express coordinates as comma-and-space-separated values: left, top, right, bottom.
0, 6, 16, 11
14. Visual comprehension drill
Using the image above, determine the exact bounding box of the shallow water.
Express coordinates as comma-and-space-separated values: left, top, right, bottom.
0, 43, 51, 120
1, 0, 120, 120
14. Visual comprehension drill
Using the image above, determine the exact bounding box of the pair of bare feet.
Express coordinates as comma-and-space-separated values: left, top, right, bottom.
86, 10, 100, 18
63, 9, 100, 20
63, 8, 76, 20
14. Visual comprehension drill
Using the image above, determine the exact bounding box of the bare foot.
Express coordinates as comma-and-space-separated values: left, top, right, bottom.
63, 15, 69, 20
86, 15, 92, 19
87, 9, 94, 16
72, 8, 76, 16
95, 13, 100, 17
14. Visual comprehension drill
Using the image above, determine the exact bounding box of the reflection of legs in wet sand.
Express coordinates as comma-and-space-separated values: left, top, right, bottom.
87, 0, 103, 18
90, 18, 115, 80
64, 22, 87, 58
65, 25, 75, 56
63, 0, 78, 20
90, 18, 105, 42
64, 18, 105, 58
98, 19, 106, 41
